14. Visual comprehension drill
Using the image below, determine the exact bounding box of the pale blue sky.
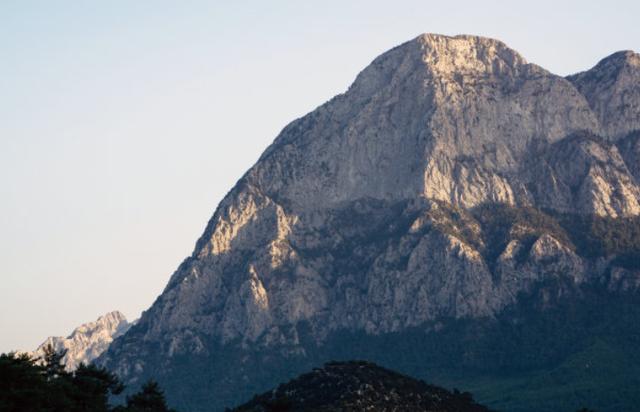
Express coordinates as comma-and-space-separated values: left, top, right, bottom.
1, 0, 639, 352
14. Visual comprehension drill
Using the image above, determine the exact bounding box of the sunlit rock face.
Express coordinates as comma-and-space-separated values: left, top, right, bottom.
568, 50, 640, 139
31, 311, 130, 371
100, 34, 640, 412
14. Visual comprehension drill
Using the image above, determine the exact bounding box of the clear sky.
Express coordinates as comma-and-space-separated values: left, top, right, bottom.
1, 0, 639, 353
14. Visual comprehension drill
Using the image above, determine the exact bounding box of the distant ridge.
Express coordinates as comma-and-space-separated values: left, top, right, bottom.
31, 311, 130, 370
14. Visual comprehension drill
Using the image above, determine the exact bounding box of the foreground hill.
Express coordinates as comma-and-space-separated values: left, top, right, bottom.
100, 34, 640, 411
232, 361, 492, 412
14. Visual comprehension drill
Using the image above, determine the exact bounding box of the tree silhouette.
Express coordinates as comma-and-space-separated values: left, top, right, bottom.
70, 363, 124, 412
124, 380, 176, 412
0, 350, 177, 412
0, 352, 47, 412
41, 343, 68, 381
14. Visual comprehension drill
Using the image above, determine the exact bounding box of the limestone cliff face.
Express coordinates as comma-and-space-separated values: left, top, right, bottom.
568, 51, 640, 139
31, 311, 130, 371
101, 34, 640, 405
236, 34, 599, 213
526, 133, 640, 217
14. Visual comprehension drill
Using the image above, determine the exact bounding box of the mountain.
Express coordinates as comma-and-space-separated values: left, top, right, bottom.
568, 50, 640, 139
32, 311, 130, 370
100, 34, 640, 412
231, 361, 492, 412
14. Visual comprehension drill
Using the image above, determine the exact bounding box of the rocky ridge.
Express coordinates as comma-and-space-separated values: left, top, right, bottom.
568, 50, 640, 139
32, 311, 130, 370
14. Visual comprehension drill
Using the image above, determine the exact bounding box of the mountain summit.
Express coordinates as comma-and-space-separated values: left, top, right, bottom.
101, 34, 640, 412
236, 34, 600, 213
568, 49, 640, 138
32, 311, 130, 370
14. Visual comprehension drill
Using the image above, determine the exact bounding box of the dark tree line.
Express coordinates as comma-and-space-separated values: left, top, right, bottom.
0, 345, 176, 412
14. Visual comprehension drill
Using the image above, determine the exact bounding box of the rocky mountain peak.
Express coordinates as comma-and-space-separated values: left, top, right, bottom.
594, 50, 640, 71
246, 33, 599, 215
32, 311, 130, 370
416, 33, 529, 76
568, 50, 640, 138
346, 33, 535, 107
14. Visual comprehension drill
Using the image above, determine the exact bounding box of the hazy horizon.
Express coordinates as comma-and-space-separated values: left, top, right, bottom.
2, 0, 639, 353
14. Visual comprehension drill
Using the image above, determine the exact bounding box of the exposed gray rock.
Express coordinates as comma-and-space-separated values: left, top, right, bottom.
526, 133, 640, 217
244, 34, 599, 214
568, 51, 640, 139
617, 131, 640, 181
31, 311, 129, 370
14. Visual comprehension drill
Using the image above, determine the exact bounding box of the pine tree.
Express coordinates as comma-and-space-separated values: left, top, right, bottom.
0, 352, 48, 412
124, 380, 176, 412
1, 349, 177, 412
70, 363, 125, 412
41, 343, 68, 381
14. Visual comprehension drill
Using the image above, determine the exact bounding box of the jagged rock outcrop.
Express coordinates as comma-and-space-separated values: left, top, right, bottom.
101, 34, 640, 412
526, 133, 640, 217
32, 311, 130, 370
568, 50, 640, 139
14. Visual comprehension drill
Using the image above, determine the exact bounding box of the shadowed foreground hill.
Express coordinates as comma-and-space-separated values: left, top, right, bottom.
231, 361, 492, 412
